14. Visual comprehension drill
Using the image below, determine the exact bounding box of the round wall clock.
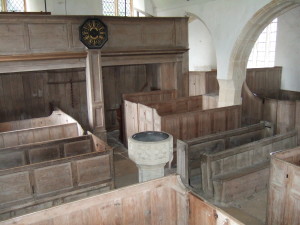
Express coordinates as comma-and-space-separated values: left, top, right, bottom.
79, 18, 108, 49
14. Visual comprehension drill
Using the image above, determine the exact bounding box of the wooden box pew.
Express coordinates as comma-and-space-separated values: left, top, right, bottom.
201, 130, 297, 203
0, 175, 245, 225
123, 89, 178, 103
123, 90, 241, 145
0, 108, 84, 149
177, 121, 274, 186
0, 133, 113, 220
267, 146, 300, 225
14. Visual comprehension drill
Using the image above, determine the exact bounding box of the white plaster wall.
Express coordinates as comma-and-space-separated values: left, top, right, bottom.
27, 0, 154, 16
26, 0, 102, 15
144, 0, 156, 16
132, 0, 156, 16
189, 19, 216, 71
156, 0, 270, 79
133, 0, 145, 13
275, 6, 300, 92
26, 0, 45, 12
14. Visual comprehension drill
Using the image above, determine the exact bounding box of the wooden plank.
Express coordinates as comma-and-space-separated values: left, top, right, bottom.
296, 101, 300, 145
137, 103, 154, 132
34, 163, 73, 195
0, 172, 32, 204
247, 67, 282, 98
276, 100, 296, 134
64, 139, 91, 157
29, 146, 60, 164
76, 155, 111, 186
0, 151, 26, 169
241, 82, 263, 125
189, 193, 216, 225
124, 100, 138, 146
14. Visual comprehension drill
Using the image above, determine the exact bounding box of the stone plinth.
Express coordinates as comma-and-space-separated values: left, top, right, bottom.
128, 131, 173, 182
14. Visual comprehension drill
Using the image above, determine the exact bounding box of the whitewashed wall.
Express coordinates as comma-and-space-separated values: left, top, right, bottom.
275, 6, 300, 92
189, 18, 216, 71
26, 0, 102, 15
155, 0, 270, 79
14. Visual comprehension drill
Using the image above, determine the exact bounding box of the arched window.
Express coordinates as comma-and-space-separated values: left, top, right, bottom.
1, 0, 25, 12
247, 18, 278, 68
102, 0, 132, 16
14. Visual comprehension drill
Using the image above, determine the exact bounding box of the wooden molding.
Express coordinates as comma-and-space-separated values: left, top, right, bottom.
0, 52, 87, 62
101, 48, 189, 57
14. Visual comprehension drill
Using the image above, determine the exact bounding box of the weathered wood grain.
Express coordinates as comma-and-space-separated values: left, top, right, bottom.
177, 122, 272, 187
123, 90, 240, 145
0, 134, 113, 220
246, 67, 282, 99
0, 175, 243, 225
0, 109, 84, 149
267, 147, 300, 225
201, 131, 297, 202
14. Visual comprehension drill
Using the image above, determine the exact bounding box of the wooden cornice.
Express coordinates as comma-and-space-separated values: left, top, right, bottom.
0, 52, 87, 62
101, 48, 189, 57
0, 49, 188, 62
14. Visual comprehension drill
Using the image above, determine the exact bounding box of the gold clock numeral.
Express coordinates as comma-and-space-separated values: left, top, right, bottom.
80, 19, 108, 48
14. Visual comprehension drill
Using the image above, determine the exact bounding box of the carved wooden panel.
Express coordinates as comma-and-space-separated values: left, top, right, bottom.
0, 172, 32, 204
76, 155, 111, 186
0, 24, 26, 52
34, 163, 73, 195
28, 23, 69, 50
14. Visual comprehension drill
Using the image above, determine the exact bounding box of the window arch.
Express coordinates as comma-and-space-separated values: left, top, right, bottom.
247, 18, 278, 68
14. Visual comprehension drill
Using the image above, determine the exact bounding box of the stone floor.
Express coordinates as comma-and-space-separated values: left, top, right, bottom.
107, 130, 267, 225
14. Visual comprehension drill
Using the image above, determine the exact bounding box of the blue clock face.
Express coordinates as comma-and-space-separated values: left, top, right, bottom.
79, 18, 108, 49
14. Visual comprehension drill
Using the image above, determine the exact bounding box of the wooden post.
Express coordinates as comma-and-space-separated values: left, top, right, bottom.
86, 50, 106, 140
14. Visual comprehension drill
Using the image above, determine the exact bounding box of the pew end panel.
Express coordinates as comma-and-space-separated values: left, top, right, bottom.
0, 175, 245, 225
0, 134, 114, 220
0, 109, 84, 149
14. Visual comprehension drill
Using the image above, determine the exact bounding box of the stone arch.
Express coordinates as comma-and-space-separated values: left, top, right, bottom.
219, 0, 300, 106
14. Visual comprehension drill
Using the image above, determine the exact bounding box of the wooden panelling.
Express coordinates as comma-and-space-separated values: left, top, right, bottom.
241, 82, 264, 125
0, 175, 243, 225
103, 63, 180, 131
0, 24, 26, 52
0, 122, 83, 149
0, 15, 188, 55
177, 122, 272, 187
28, 24, 69, 50
189, 192, 243, 225
296, 101, 300, 145
34, 163, 73, 194
276, 100, 296, 134
28, 146, 60, 164
201, 131, 297, 202
123, 89, 177, 103
246, 67, 282, 99
243, 82, 300, 143
102, 64, 150, 131
0, 134, 113, 220
267, 147, 300, 225
189, 71, 206, 96
0, 172, 32, 204
0, 68, 88, 129
123, 91, 241, 145
189, 70, 218, 96
280, 89, 300, 100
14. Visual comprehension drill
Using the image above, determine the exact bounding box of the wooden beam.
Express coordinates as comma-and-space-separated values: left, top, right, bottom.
0, 52, 87, 62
